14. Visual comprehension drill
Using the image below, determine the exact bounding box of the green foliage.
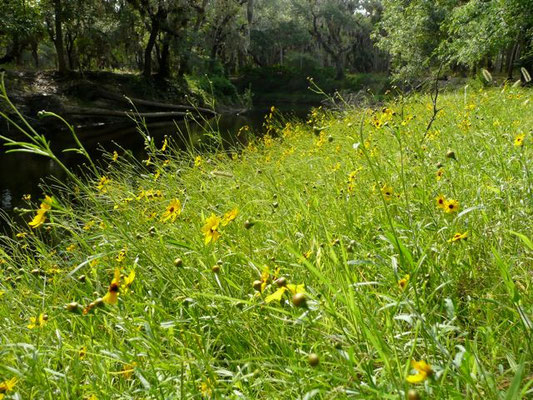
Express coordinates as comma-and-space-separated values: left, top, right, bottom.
375, 0, 533, 80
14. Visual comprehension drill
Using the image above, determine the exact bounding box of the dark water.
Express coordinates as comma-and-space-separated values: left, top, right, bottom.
0, 104, 311, 232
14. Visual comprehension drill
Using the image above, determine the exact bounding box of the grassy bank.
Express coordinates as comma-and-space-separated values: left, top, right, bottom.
0, 84, 532, 399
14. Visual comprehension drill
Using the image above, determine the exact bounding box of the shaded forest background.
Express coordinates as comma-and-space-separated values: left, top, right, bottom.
1, 0, 533, 104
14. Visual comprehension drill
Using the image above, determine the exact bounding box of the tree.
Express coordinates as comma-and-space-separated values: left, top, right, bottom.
304, 0, 364, 80
0, 0, 43, 67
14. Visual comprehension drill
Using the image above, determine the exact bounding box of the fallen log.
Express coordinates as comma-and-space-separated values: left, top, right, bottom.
64, 106, 189, 119
97, 90, 217, 115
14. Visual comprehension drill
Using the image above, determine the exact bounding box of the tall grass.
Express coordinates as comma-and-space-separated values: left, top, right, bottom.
0, 79, 531, 399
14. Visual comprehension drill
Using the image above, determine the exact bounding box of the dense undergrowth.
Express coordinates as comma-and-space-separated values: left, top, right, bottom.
0, 83, 532, 399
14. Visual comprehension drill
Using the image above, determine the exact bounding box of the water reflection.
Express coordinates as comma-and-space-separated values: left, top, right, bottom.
0, 105, 310, 232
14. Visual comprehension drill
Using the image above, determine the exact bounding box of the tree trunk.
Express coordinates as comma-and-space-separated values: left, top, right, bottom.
31, 39, 39, 68
54, 0, 67, 74
506, 37, 520, 80
144, 20, 160, 78
158, 33, 171, 78
334, 55, 345, 80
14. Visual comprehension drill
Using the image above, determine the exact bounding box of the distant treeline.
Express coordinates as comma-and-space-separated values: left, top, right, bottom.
0, 1, 532, 82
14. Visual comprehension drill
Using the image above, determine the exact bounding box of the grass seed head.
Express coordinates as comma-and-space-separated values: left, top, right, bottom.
275, 277, 287, 287
244, 220, 255, 229
308, 353, 319, 367
292, 292, 307, 307
253, 280, 263, 291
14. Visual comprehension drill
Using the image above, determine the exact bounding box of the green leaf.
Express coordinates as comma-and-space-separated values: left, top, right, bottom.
504, 358, 524, 400
509, 231, 533, 251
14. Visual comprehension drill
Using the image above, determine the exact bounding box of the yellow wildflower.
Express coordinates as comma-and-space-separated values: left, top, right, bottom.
265, 283, 305, 303
120, 362, 137, 379
0, 377, 17, 396
161, 199, 182, 222
96, 176, 110, 193
23, 194, 31, 201
83, 220, 96, 231
123, 270, 135, 291
194, 155, 203, 168
102, 268, 121, 305
116, 248, 127, 263
202, 214, 221, 244
28, 313, 47, 329
200, 378, 213, 397
29, 209, 47, 229
406, 360, 433, 384
398, 274, 409, 290
436, 194, 446, 210
514, 133, 525, 147
449, 232, 468, 243
161, 137, 168, 152
221, 208, 238, 226
444, 199, 459, 214
112, 151, 119, 161
79, 346, 87, 359
28, 195, 53, 229
381, 185, 394, 201
436, 168, 444, 181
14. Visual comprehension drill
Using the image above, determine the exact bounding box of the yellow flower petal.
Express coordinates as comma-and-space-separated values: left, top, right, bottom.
286, 284, 305, 294
265, 287, 287, 303
406, 372, 427, 384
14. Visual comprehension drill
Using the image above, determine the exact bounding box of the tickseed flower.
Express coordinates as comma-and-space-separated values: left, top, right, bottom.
79, 346, 87, 359
253, 266, 278, 293
514, 133, 525, 147
449, 232, 468, 243
28, 313, 47, 329
96, 176, 110, 193
200, 378, 213, 397
116, 248, 127, 263
161, 199, 182, 222
83, 220, 96, 231
28, 195, 53, 229
0, 377, 17, 397
112, 151, 119, 161
194, 155, 203, 168
381, 185, 394, 201
444, 199, 459, 214
221, 208, 238, 226
436, 194, 446, 210
123, 270, 136, 292
398, 274, 409, 290
103, 268, 121, 305
436, 168, 444, 181
120, 362, 137, 379
406, 360, 433, 384
265, 283, 305, 303
160, 137, 168, 152
202, 214, 221, 244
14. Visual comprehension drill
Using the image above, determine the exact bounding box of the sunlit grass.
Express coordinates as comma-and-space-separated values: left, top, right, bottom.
0, 84, 532, 399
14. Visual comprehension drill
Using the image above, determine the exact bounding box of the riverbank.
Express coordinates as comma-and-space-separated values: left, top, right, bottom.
0, 85, 531, 398
0, 70, 226, 133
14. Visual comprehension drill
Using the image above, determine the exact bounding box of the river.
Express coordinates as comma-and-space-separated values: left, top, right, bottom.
0, 105, 311, 232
